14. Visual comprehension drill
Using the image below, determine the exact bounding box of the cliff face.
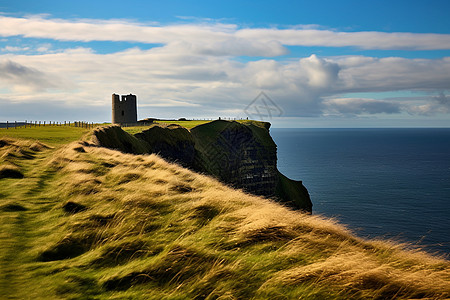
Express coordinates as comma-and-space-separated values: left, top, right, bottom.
92, 121, 312, 212
191, 121, 278, 197
135, 124, 195, 168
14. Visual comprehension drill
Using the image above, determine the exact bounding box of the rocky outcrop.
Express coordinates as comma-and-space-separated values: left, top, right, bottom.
91, 121, 312, 212
91, 125, 149, 154
135, 124, 195, 168
191, 121, 278, 197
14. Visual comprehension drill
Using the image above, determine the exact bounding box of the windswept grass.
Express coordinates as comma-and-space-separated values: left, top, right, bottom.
0, 132, 449, 299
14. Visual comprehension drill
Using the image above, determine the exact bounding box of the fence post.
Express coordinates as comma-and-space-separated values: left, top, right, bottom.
6, 121, 8, 129
15, 121, 17, 129
25, 120, 27, 128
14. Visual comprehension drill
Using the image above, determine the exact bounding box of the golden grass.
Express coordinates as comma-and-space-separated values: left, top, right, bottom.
0, 136, 449, 299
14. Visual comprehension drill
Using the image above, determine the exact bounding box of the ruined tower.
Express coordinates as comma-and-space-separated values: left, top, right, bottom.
112, 94, 138, 125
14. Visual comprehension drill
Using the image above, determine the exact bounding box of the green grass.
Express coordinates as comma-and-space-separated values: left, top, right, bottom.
0, 130, 449, 299
155, 120, 213, 129
121, 121, 211, 135
0, 125, 89, 146
122, 119, 268, 135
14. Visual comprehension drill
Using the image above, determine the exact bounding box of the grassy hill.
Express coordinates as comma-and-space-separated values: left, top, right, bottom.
0, 126, 449, 299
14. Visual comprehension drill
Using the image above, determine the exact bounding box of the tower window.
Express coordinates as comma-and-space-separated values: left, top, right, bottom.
122, 110, 124, 116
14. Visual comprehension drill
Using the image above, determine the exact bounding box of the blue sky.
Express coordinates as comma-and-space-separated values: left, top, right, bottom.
0, 0, 449, 127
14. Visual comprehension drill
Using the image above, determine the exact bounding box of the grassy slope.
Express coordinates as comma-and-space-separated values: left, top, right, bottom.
0, 128, 449, 299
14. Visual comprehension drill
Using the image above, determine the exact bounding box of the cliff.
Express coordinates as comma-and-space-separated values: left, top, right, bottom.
92, 120, 312, 212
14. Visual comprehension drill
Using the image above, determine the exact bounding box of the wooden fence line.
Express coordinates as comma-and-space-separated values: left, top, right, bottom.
2, 118, 249, 130
1, 120, 97, 129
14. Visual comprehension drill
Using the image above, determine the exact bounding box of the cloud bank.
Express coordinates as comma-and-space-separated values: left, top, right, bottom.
0, 15, 449, 123
2, 15, 450, 52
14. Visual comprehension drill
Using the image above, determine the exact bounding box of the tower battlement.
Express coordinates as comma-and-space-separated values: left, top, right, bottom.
112, 93, 138, 125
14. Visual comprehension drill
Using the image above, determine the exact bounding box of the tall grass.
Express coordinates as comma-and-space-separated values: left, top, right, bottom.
0, 135, 448, 299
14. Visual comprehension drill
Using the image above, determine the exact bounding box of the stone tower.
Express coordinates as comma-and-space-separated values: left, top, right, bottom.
112, 94, 138, 125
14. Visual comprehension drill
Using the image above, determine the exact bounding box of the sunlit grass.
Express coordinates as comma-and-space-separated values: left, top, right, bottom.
121, 120, 212, 134
122, 119, 265, 135
0, 125, 89, 146
0, 134, 449, 299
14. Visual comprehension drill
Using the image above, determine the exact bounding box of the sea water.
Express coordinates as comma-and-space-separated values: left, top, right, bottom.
271, 128, 450, 256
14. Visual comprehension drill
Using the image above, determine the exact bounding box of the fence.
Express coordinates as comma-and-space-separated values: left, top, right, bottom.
1, 117, 250, 130
0, 120, 96, 129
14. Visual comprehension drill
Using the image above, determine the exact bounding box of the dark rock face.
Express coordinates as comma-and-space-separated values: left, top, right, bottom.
191, 121, 278, 197
92, 121, 312, 212
92, 126, 149, 154
135, 125, 195, 168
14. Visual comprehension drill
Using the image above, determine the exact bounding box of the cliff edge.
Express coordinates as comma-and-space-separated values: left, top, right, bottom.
92, 120, 312, 212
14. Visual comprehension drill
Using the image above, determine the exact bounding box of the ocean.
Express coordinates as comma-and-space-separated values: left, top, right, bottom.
271, 128, 450, 256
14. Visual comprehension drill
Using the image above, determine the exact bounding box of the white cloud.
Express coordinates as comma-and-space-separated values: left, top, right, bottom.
323, 98, 401, 115
402, 93, 450, 115
0, 15, 449, 122
298, 54, 339, 88
236, 29, 450, 50
36, 43, 52, 52
1, 15, 450, 55
0, 60, 57, 92
335, 56, 450, 92
1, 47, 449, 120
1, 46, 30, 52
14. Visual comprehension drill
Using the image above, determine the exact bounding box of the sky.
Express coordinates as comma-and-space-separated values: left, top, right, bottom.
0, 0, 449, 127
